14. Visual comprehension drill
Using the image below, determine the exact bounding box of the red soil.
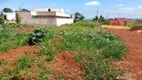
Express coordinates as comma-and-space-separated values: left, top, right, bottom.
105, 29, 142, 80
50, 51, 85, 80
0, 46, 37, 64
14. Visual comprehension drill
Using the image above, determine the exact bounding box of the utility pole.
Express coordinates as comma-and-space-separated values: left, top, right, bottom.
97, 6, 98, 16
106, 13, 108, 19
96, 6, 99, 24
105, 11, 108, 19
20, 3, 23, 11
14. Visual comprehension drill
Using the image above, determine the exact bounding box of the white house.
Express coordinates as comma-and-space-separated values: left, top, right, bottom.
3, 12, 16, 21
18, 8, 74, 26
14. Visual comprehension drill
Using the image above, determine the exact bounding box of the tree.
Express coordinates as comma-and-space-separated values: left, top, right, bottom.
99, 15, 105, 22
21, 8, 29, 12
16, 12, 21, 24
93, 15, 99, 21
3, 8, 12, 12
74, 12, 85, 22
0, 13, 4, 25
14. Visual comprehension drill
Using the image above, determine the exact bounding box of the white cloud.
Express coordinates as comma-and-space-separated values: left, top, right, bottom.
52, 3, 56, 6
119, 7, 135, 11
118, 4, 123, 7
138, 6, 142, 9
85, 1, 100, 6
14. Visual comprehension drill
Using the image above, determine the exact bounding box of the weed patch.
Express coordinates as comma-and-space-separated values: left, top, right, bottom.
0, 28, 28, 52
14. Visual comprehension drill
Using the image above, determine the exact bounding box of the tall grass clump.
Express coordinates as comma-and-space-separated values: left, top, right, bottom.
0, 28, 28, 52
16, 55, 34, 70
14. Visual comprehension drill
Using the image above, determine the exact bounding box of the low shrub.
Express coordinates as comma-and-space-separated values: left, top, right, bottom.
28, 28, 48, 45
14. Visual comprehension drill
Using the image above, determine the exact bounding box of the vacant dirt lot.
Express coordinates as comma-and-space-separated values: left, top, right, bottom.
104, 27, 142, 80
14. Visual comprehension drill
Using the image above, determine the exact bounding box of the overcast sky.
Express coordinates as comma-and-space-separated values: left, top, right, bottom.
0, 0, 142, 19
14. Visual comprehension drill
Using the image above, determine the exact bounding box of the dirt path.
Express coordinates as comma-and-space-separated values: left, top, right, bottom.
105, 29, 142, 80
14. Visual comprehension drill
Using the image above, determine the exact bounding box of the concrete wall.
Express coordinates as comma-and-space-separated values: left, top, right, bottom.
56, 18, 73, 26
18, 12, 57, 26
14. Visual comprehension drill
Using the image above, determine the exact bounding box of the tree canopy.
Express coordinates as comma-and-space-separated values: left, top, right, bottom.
3, 8, 13, 12
93, 15, 99, 21
93, 15, 105, 22
21, 8, 29, 12
74, 12, 85, 22
99, 15, 105, 22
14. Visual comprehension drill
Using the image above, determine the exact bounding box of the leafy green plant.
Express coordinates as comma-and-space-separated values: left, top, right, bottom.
28, 28, 48, 45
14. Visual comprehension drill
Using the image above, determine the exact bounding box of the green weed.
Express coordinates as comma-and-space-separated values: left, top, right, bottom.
0, 28, 28, 52
16, 54, 34, 70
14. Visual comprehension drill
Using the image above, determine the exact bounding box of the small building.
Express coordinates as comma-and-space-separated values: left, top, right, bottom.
18, 8, 73, 26
109, 18, 138, 26
3, 12, 16, 21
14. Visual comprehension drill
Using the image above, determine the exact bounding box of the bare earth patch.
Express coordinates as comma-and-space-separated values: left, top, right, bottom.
49, 51, 85, 80
0, 46, 38, 64
105, 29, 142, 80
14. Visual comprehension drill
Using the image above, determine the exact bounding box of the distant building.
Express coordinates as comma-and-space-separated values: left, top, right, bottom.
18, 8, 73, 26
3, 12, 16, 21
109, 18, 138, 26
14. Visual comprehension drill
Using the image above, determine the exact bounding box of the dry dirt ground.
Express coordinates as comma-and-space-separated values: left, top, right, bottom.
104, 26, 142, 80
0, 46, 38, 65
